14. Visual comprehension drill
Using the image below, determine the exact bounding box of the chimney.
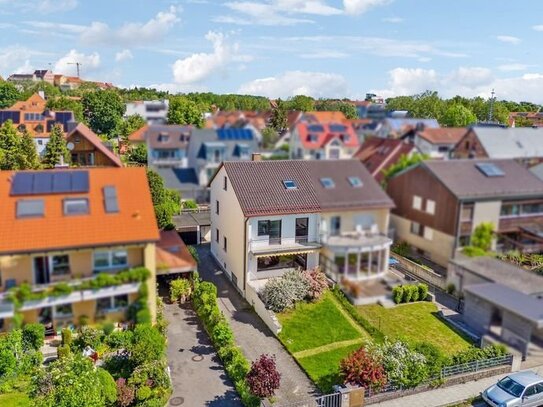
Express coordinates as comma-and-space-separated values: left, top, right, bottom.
251, 153, 261, 161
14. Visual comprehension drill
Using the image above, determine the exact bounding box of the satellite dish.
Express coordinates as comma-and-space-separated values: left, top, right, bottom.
67, 142, 75, 151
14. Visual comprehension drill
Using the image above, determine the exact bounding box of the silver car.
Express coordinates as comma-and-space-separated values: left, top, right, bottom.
482, 371, 543, 407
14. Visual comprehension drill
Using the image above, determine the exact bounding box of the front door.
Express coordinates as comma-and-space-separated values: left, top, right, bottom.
34, 257, 50, 285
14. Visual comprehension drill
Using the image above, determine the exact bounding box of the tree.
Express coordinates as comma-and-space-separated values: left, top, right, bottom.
261, 127, 279, 149
42, 124, 70, 168
441, 104, 477, 127
127, 143, 148, 165
117, 114, 146, 143
340, 347, 387, 391
269, 100, 288, 133
471, 222, 494, 252
285, 95, 315, 112
0, 120, 22, 170
22, 323, 45, 351
82, 90, 126, 136
19, 129, 40, 169
130, 324, 166, 366
246, 354, 281, 398
381, 153, 428, 184
167, 96, 204, 127
147, 169, 167, 207
147, 169, 179, 229
315, 100, 358, 119
0, 81, 21, 108
513, 116, 534, 127
46, 96, 85, 123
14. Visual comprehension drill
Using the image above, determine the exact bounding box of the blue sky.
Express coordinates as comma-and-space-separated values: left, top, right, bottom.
1, 0, 543, 102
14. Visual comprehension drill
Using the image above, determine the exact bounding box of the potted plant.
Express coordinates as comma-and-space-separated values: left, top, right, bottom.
170, 278, 192, 304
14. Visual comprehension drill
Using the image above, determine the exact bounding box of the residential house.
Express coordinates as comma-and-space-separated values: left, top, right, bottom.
387, 159, 543, 267
146, 125, 192, 168
0, 93, 76, 155
509, 111, 543, 127
451, 127, 543, 167
66, 123, 123, 167
375, 118, 440, 139
354, 100, 387, 120
411, 127, 468, 159
290, 122, 360, 160
125, 100, 170, 125
0, 167, 159, 333
7, 69, 54, 84
209, 159, 394, 299
354, 137, 417, 183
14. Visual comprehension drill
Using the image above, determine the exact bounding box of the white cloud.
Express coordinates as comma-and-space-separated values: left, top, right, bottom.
532, 25, 543, 31
238, 71, 349, 98
216, 2, 314, 26
300, 50, 349, 59
382, 16, 402, 23
498, 63, 531, 72
496, 35, 521, 44
115, 49, 133, 62
172, 31, 235, 84
0, 45, 52, 77
0, 0, 77, 13
23, 21, 85, 34
343, 0, 392, 15
14, 60, 34, 74
448, 66, 493, 88
54, 49, 101, 76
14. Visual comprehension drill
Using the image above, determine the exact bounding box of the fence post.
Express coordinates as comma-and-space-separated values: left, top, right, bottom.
475, 360, 479, 372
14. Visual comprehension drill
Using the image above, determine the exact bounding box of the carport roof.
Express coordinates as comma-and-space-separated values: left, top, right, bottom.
464, 283, 543, 328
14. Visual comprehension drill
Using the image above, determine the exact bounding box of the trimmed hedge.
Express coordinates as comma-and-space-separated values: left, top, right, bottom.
332, 286, 385, 343
392, 283, 429, 304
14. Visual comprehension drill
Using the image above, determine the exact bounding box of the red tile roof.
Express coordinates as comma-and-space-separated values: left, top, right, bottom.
0, 167, 159, 254
296, 122, 359, 150
128, 125, 150, 142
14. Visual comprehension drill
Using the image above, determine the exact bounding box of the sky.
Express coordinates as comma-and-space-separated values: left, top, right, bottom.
1, 0, 543, 102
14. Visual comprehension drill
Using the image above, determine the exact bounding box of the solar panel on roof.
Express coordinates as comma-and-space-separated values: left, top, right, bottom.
71, 171, 89, 193
10, 170, 90, 196
33, 173, 54, 194
217, 128, 254, 141
307, 124, 324, 133
52, 172, 72, 193
329, 124, 347, 133
475, 163, 505, 177
10, 173, 33, 195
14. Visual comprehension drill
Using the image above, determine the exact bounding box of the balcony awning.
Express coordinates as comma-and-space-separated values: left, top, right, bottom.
253, 248, 319, 258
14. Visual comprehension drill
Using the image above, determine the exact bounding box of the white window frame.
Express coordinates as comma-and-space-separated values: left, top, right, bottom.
413, 195, 422, 210
426, 199, 436, 215
93, 249, 128, 271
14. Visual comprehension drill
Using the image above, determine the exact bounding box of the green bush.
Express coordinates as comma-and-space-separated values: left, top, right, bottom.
130, 324, 166, 366
446, 283, 456, 295
188, 246, 199, 264
410, 285, 420, 302
129, 360, 171, 389
418, 284, 429, 301
74, 326, 103, 350
102, 321, 116, 336
236, 379, 261, 407
61, 328, 72, 346
169, 278, 192, 303
462, 246, 487, 257
392, 286, 403, 304
450, 344, 508, 365
50, 282, 73, 297
105, 330, 133, 350
218, 344, 244, 365
22, 323, 45, 351
20, 349, 43, 374
261, 269, 309, 312
226, 352, 250, 383
57, 344, 71, 359
413, 342, 449, 377
391, 241, 410, 257
212, 319, 234, 348
136, 385, 152, 401
96, 368, 117, 406
402, 285, 413, 303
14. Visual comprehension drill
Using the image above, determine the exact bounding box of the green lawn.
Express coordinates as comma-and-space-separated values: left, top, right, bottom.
357, 302, 472, 355
0, 392, 31, 407
298, 343, 361, 392
278, 291, 368, 354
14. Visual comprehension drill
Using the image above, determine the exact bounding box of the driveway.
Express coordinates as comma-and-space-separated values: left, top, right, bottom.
163, 296, 241, 406
196, 244, 320, 404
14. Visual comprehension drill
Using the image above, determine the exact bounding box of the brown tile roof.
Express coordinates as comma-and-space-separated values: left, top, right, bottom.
67, 123, 123, 167
128, 124, 150, 142
303, 111, 347, 123
221, 159, 393, 217
156, 230, 197, 273
0, 167, 159, 254
422, 159, 543, 200
417, 128, 468, 145
146, 125, 192, 149
354, 138, 416, 183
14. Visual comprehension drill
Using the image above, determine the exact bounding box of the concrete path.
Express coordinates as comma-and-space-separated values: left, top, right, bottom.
164, 300, 241, 406
197, 244, 320, 404
372, 364, 543, 407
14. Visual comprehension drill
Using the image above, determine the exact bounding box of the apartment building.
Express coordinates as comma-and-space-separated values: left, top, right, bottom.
209, 159, 394, 297
125, 100, 169, 125
386, 159, 543, 267
0, 167, 159, 333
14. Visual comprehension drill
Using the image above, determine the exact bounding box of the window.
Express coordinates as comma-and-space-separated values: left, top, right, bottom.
461, 205, 473, 221
93, 250, 128, 271
63, 198, 89, 215
412, 195, 422, 210
37, 140, 43, 145
223, 176, 227, 191
329, 148, 340, 160
426, 199, 436, 215
223, 237, 228, 252
438, 146, 449, 153
216, 229, 219, 243
459, 235, 471, 247
257, 253, 307, 272
348, 176, 363, 187
216, 200, 220, 215
295, 218, 309, 242
330, 216, 341, 236
16, 199, 44, 218
114, 294, 128, 309
257, 220, 282, 242
283, 180, 297, 190
97, 295, 129, 314
500, 204, 520, 217
522, 203, 543, 215
423, 227, 434, 240
55, 304, 73, 317
320, 178, 335, 188
410, 222, 422, 236
51, 255, 70, 276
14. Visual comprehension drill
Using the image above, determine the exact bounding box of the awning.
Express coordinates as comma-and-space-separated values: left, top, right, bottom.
254, 248, 319, 258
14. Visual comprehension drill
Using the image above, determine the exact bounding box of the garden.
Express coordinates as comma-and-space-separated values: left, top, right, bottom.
0, 280, 172, 407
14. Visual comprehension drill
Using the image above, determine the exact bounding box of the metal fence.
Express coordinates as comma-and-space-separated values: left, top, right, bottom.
265, 392, 341, 407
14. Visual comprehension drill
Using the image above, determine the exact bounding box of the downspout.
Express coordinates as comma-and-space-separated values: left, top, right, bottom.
243, 217, 249, 293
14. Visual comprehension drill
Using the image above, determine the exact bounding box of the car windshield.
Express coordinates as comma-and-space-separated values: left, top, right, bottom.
497, 377, 525, 398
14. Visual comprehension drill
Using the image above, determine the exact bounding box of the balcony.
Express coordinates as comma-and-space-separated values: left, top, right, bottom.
248, 235, 321, 255
322, 230, 392, 253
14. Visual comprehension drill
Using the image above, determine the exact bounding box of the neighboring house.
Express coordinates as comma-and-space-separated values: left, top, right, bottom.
290, 122, 360, 160
147, 125, 192, 168
387, 159, 543, 267
412, 127, 468, 159
155, 167, 204, 203
127, 124, 150, 146
125, 100, 170, 125
375, 118, 440, 139
354, 101, 387, 120
0, 93, 76, 155
66, 123, 123, 167
0, 167, 159, 333
156, 230, 197, 277
187, 128, 258, 187
509, 111, 543, 127
452, 127, 543, 167
354, 137, 417, 183
209, 158, 394, 298
7, 69, 54, 84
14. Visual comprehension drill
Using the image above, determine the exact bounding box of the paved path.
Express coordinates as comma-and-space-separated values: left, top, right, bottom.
372, 364, 543, 407
164, 299, 241, 406
197, 244, 320, 404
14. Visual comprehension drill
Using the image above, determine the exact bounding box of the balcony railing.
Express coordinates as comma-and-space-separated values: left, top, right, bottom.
248, 235, 320, 253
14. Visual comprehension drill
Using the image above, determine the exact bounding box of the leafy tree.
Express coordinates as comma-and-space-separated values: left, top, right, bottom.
471, 222, 494, 251
167, 96, 204, 127
247, 354, 281, 398
147, 169, 179, 229
441, 104, 477, 127
269, 100, 288, 133
513, 116, 534, 127
19, 129, 40, 169
0, 80, 21, 108
22, 323, 45, 351
0, 120, 22, 170
340, 347, 387, 391
127, 143, 148, 165
183, 199, 198, 209
0, 329, 22, 378
147, 169, 167, 207
20, 81, 61, 100
42, 124, 70, 168
315, 100, 358, 119
117, 114, 146, 143
285, 95, 315, 112
130, 324, 166, 366
381, 153, 428, 184
82, 90, 126, 136
46, 95, 85, 123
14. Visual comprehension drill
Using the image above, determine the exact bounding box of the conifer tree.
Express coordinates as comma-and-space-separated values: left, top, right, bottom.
43, 124, 70, 168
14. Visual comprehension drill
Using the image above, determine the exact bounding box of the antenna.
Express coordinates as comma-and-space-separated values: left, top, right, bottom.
67, 62, 82, 78
488, 89, 496, 122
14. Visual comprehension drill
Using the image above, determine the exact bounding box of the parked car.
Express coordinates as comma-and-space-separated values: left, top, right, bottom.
482, 371, 543, 406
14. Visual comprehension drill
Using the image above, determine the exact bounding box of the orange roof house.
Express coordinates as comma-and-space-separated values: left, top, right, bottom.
156, 230, 197, 275
127, 124, 150, 144
66, 123, 123, 167
0, 167, 159, 254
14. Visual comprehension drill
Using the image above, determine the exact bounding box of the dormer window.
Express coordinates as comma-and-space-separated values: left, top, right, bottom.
283, 180, 297, 190
63, 198, 89, 215
307, 134, 318, 143
320, 178, 335, 189
348, 176, 363, 187
158, 133, 170, 143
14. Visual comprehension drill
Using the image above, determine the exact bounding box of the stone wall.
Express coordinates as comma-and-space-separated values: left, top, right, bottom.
246, 281, 282, 335
391, 253, 447, 289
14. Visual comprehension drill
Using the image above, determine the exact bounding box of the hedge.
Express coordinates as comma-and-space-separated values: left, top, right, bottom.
392, 283, 429, 304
